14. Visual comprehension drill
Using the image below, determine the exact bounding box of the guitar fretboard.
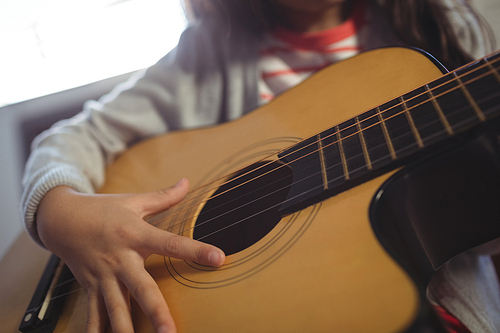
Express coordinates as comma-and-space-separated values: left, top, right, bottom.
279, 51, 500, 214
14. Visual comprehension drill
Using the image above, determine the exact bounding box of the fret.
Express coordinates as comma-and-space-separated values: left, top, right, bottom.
486, 52, 500, 73
337, 119, 369, 179
336, 125, 350, 180
453, 71, 486, 122
485, 58, 500, 83
455, 59, 500, 119
358, 108, 394, 169
376, 106, 397, 160
318, 128, 348, 189
355, 116, 372, 170
427, 72, 480, 132
316, 134, 329, 190
402, 87, 447, 146
379, 98, 420, 159
425, 84, 453, 136
400, 96, 425, 148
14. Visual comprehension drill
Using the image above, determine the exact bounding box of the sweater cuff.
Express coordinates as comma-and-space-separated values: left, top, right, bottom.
21, 163, 95, 248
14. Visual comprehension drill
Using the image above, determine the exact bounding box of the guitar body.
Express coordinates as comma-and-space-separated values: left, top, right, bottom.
54, 48, 450, 332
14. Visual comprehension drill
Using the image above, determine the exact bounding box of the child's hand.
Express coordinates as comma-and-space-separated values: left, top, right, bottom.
36, 178, 225, 333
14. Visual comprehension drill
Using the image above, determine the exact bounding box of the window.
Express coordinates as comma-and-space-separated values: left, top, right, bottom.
0, 0, 187, 107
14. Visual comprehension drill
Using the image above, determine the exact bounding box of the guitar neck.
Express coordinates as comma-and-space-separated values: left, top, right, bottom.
279, 50, 500, 214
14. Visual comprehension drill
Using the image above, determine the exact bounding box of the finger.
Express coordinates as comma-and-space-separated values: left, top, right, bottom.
101, 279, 134, 333
86, 291, 107, 333
120, 268, 176, 333
141, 226, 225, 267
136, 179, 190, 217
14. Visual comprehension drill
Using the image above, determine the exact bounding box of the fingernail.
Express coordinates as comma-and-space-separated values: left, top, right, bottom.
208, 250, 224, 266
174, 178, 186, 188
158, 325, 169, 333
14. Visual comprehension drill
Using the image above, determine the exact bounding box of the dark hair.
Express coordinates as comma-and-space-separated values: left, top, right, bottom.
185, 0, 494, 69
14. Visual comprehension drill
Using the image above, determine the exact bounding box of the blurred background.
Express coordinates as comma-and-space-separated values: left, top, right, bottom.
0, 0, 499, 261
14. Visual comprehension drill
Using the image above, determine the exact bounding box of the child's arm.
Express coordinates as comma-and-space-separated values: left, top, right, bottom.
37, 179, 225, 333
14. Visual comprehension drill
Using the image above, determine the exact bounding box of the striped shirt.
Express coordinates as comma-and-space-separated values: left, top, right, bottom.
257, 3, 367, 104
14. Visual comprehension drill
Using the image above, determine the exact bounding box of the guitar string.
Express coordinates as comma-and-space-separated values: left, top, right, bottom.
25, 55, 500, 312
150, 56, 500, 233
183, 80, 500, 241
178, 111, 484, 240
149, 56, 500, 231
171, 54, 500, 209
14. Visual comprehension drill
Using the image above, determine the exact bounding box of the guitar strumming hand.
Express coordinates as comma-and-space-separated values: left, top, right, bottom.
36, 178, 225, 333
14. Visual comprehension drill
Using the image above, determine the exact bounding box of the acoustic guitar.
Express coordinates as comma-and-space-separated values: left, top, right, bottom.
20, 47, 500, 332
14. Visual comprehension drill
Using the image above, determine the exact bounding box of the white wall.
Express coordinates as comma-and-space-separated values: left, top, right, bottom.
0, 111, 25, 258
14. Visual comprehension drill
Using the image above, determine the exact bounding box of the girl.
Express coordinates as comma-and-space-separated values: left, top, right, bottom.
22, 0, 498, 332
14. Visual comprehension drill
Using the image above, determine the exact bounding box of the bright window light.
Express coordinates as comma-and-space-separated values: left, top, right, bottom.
0, 0, 187, 107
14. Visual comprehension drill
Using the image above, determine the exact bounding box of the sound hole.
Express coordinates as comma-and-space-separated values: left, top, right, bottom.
193, 160, 293, 255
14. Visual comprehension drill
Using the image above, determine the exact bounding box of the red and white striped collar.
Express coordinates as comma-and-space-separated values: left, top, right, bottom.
270, 1, 366, 51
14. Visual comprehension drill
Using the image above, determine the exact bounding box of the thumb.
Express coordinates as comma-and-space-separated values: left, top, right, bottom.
135, 178, 190, 217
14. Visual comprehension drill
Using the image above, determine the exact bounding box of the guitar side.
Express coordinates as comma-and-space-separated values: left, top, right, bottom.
54, 48, 446, 332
